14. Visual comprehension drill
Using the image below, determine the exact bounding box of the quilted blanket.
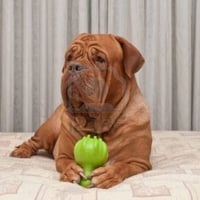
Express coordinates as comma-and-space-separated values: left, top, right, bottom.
0, 131, 200, 200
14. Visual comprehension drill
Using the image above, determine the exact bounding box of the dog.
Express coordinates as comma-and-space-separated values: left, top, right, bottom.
10, 33, 152, 189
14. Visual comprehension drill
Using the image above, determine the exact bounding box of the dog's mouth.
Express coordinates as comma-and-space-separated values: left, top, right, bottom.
64, 69, 108, 117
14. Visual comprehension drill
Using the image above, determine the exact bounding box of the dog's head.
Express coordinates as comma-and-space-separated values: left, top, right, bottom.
61, 33, 144, 126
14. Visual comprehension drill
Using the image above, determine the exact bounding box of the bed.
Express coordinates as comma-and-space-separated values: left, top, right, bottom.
0, 131, 200, 200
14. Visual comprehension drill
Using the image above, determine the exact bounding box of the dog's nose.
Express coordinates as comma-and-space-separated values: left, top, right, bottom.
68, 63, 84, 73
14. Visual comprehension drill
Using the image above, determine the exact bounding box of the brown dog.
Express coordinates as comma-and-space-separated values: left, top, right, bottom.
10, 34, 152, 189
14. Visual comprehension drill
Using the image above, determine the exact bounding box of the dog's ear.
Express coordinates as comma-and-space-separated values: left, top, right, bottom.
114, 35, 145, 78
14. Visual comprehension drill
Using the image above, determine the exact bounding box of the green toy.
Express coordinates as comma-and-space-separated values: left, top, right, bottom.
74, 135, 108, 187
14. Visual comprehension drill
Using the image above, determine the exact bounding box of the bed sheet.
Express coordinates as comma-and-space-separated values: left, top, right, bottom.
0, 131, 200, 200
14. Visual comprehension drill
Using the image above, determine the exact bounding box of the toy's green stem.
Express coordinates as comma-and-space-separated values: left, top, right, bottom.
83, 165, 94, 177
80, 165, 94, 187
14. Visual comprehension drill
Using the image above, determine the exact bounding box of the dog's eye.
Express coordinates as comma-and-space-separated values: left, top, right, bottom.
95, 56, 105, 63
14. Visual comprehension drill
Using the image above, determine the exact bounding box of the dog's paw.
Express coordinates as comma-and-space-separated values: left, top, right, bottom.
91, 165, 124, 189
10, 144, 33, 158
60, 163, 84, 184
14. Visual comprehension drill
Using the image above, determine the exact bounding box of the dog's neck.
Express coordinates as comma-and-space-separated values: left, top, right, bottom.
67, 82, 132, 135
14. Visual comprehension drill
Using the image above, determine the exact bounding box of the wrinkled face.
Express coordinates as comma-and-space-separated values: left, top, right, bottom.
61, 34, 126, 118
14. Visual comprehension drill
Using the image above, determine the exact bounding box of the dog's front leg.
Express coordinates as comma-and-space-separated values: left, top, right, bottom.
10, 105, 63, 158
56, 157, 84, 183
54, 130, 84, 184
90, 161, 148, 189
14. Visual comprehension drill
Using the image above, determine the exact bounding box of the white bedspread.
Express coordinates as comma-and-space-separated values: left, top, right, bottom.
0, 131, 200, 200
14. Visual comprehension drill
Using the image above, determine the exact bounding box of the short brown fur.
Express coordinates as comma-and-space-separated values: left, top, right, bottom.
10, 34, 152, 189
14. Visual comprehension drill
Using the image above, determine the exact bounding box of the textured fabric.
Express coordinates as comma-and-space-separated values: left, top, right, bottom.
1, 131, 200, 199
0, 0, 200, 131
